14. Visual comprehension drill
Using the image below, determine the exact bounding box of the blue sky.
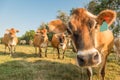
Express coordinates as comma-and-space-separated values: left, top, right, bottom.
0, 0, 90, 37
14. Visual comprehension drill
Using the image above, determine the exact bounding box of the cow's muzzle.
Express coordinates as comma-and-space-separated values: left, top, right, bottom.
77, 48, 101, 67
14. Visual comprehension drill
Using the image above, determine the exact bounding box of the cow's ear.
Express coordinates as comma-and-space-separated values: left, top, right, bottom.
43, 29, 47, 33
5, 29, 10, 33
97, 10, 116, 27
48, 19, 67, 33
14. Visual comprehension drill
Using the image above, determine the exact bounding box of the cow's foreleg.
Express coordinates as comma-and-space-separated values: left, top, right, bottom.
62, 49, 65, 59
35, 47, 37, 54
8, 45, 11, 55
45, 44, 48, 57
57, 47, 60, 59
100, 50, 108, 80
39, 47, 42, 57
10, 46, 14, 56
87, 67, 93, 80
4, 45, 7, 54
13, 46, 16, 53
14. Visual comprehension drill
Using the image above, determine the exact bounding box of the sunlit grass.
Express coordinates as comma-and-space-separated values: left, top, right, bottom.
0, 44, 119, 80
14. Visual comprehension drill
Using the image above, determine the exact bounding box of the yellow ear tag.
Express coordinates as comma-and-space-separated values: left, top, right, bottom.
100, 21, 108, 32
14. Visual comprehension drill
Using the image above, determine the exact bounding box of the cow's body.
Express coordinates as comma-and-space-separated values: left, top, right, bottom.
51, 33, 67, 59
33, 29, 48, 57
48, 8, 116, 80
114, 37, 120, 59
2, 28, 19, 56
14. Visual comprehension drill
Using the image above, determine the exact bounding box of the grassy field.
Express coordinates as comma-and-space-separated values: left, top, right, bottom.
0, 44, 120, 80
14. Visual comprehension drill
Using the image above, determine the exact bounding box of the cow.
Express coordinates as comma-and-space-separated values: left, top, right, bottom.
114, 37, 120, 59
19, 40, 26, 45
29, 40, 33, 46
48, 8, 116, 80
51, 33, 67, 59
33, 28, 48, 57
2, 28, 19, 56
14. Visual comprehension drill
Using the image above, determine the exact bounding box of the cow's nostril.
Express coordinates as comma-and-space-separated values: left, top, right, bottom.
79, 58, 84, 63
77, 55, 85, 65
93, 52, 99, 60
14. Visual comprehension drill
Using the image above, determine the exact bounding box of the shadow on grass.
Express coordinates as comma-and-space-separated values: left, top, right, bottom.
0, 59, 89, 80
0, 51, 39, 58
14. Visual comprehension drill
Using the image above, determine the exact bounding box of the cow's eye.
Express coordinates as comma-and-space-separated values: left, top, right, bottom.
73, 31, 79, 38
87, 18, 95, 29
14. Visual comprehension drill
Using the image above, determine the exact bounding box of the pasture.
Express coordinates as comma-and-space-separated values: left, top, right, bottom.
0, 44, 119, 80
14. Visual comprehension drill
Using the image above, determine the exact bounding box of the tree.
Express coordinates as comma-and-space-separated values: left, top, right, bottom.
38, 22, 48, 30
87, 0, 120, 14
56, 10, 69, 24
21, 30, 35, 44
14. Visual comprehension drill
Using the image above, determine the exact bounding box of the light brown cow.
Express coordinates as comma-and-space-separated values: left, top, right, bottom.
51, 33, 67, 59
114, 37, 120, 59
48, 8, 116, 80
33, 28, 48, 57
2, 28, 19, 56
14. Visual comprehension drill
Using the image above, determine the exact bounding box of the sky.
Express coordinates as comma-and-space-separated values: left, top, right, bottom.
0, 0, 90, 37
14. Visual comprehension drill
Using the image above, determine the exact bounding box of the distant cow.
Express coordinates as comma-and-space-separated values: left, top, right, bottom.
20, 40, 26, 45
48, 8, 116, 80
114, 37, 120, 59
33, 28, 48, 57
29, 40, 33, 46
51, 33, 67, 59
2, 28, 19, 56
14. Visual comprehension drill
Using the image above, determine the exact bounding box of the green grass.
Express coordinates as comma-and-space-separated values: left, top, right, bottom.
0, 44, 120, 80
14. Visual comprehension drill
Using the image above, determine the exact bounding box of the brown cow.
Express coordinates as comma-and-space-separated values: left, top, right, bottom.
33, 28, 48, 57
51, 33, 67, 59
48, 8, 116, 80
2, 28, 19, 56
114, 37, 120, 59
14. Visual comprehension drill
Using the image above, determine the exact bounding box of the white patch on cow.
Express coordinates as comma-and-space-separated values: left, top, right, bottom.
62, 44, 66, 50
9, 40, 17, 46
40, 42, 47, 48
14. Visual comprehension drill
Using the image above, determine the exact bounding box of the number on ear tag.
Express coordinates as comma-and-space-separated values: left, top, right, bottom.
100, 21, 108, 32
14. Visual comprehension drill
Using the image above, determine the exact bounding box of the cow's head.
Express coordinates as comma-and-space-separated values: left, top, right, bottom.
48, 8, 116, 67
56, 33, 67, 49
6, 28, 19, 39
35, 28, 48, 42
68, 8, 116, 67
